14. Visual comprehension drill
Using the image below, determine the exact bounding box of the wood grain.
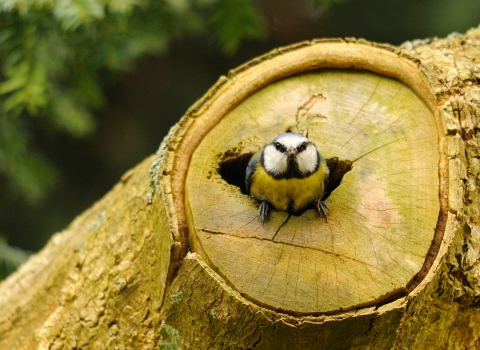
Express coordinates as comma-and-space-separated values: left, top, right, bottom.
186, 70, 439, 314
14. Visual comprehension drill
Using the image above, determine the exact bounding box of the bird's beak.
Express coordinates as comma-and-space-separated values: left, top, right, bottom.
287, 148, 297, 157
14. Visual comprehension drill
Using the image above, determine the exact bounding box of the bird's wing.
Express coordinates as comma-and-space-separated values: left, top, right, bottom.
319, 155, 330, 195
323, 159, 330, 188
245, 151, 261, 195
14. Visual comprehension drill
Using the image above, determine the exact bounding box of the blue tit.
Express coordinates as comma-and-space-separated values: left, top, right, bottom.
245, 132, 329, 223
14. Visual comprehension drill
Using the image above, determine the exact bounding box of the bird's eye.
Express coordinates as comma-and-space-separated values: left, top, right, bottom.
274, 142, 286, 152
297, 142, 308, 152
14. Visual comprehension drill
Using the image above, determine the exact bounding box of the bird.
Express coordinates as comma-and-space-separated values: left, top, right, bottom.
245, 132, 329, 223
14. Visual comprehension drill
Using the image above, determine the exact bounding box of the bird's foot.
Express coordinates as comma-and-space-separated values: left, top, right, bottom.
258, 201, 270, 224
316, 198, 329, 222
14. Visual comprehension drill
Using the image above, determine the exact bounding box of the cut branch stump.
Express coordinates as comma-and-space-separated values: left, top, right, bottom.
2, 30, 480, 349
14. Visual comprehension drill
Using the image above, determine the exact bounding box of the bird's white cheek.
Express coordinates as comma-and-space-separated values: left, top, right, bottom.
297, 148, 318, 174
264, 150, 287, 175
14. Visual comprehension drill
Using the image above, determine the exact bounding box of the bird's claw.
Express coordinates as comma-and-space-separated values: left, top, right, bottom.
316, 198, 329, 222
258, 201, 270, 224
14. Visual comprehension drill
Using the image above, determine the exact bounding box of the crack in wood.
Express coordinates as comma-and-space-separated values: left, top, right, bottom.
345, 77, 381, 130
199, 229, 390, 274
351, 137, 407, 163
271, 215, 291, 241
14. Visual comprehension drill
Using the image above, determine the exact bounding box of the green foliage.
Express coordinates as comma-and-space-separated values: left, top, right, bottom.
0, 115, 58, 203
311, 0, 349, 7
210, 0, 266, 54
0, 236, 31, 280
0, 0, 268, 204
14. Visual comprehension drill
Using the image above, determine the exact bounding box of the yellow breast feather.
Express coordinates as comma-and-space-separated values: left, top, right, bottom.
249, 162, 328, 214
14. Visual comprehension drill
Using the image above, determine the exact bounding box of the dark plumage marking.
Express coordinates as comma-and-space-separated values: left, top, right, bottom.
297, 142, 308, 153
274, 142, 286, 153
245, 154, 258, 195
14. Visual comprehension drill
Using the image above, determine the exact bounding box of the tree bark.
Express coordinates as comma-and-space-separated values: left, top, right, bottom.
1, 27, 480, 349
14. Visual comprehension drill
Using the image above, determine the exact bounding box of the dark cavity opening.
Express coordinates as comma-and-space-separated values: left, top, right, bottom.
218, 153, 353, 199
323, 157, 353, 200
218, 152, 254, 195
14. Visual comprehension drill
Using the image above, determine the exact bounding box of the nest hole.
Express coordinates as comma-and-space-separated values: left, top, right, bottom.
323, 157, 353, 200
218, 153, 254, 195
218, 154, 353, 200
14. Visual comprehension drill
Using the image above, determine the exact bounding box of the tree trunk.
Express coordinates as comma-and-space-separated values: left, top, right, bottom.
1, 27, 480, 349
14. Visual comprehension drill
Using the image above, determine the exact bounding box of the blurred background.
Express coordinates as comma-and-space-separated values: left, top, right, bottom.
1, 0, 479, 278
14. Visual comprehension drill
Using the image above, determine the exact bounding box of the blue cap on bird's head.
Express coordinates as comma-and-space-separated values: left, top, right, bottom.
272, 132, 305, 143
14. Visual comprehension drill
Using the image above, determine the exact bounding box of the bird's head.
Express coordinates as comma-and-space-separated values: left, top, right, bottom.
262, 133, 320, 178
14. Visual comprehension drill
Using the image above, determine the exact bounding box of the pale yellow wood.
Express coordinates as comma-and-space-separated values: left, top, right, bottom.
186, 70, 439, 313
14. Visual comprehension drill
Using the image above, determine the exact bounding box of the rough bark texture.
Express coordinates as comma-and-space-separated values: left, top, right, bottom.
0, 26, 480, 349
0, 157, 173, 349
